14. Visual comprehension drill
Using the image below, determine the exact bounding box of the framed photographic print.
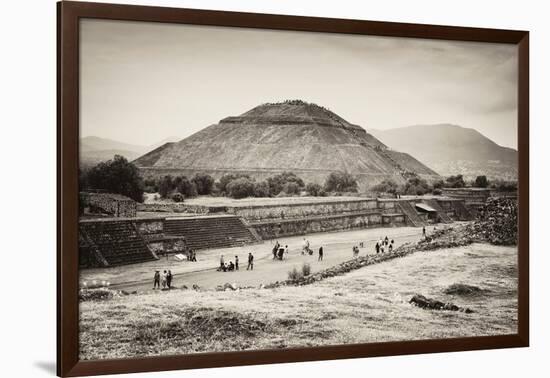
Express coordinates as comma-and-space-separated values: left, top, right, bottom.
57, 1, 529, 376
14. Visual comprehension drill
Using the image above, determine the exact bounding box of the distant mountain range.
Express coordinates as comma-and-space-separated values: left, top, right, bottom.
368, 124, 518, 181
80, 136, 180, 168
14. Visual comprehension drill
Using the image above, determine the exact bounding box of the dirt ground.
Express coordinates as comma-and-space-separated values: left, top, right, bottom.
80, 225, 434, 291
79, 242, 518, 360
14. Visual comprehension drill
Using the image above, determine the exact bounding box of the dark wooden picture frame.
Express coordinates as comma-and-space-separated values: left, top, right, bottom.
57, 1, 529, 376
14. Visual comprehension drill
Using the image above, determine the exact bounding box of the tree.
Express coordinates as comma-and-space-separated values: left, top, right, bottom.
305, 183, 323, 196
432, 179, 445, 189
445, 174, 466, 188
253, 181, 271, 197
371, 179, 398, 194
402, 174, 431, 195
227, 177, 255, 199
491, 179, 517, 192
143, 178, 158, 193
266, 172, 305, 196
85, 155, 144, 202
217, 174, 250, 194
192, 174, 215, 195
158, 175, 174, 199
176, 176, 198, 198
324, 172, 358, 193
474, 175, 489, 188
282, 182, 301, 195
171, 192, 184, 202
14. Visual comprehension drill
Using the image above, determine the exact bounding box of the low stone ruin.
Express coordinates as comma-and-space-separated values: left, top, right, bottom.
409, 294, 474, 313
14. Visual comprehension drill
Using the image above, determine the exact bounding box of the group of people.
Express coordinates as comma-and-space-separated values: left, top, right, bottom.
272, 238, 324, 261
153, 269, 173, 289
301, 238, 314, 255
218, 252, 254, 272
186, 249, 197, 262
301, 238, 324, 260
375, 236, 394, 254
272, 241, 290, 260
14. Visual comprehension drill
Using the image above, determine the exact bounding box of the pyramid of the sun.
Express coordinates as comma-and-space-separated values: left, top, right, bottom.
134, 100, 439, 191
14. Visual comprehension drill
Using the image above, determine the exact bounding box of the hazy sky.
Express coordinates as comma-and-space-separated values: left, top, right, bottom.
80, 19, 518, 149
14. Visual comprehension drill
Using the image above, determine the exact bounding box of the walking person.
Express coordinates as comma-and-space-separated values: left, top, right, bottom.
375, 242, 380, 254
220, 255, 225, 271
161, 270, 168, 289
284, 245, 289, 258
235, 255, 239, 271
247, 252, 254, 270
272, 241, 279, 259
422, 226, 426, 238
153, 270, 160, 290
318, 246, 324, 261
167, 270, 173, 289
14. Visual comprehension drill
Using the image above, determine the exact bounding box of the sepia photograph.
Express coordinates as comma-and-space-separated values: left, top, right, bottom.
76, 17, 519, 362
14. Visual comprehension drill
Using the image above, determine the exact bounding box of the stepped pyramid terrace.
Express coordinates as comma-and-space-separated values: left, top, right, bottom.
133, 100, 440, 191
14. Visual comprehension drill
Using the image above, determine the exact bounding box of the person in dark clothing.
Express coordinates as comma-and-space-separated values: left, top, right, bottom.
247, 252, 254, 270
375, 242, 380, 254
167, 270, 173, 289
422, 226, 426, 238
153, 270, 160, 289
228, 261, 235, 271
318, 246, 324, 261
384, 236, 389, 245
235, 256, 239, 270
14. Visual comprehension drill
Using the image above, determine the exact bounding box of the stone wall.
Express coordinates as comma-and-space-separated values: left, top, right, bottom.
135, 218, 164, 237
81, 192, 137, 218
250, 212, 395, 239
137, 202, 211, 214
226, 199, 379, 222
147, 238, 187, 255
441, 188, 491, 205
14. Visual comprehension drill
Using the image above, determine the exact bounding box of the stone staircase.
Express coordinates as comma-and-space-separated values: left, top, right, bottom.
79, 220, 158, 267
164, 215, 260, 251
396, 201, 425, 227
423, 199, 453, 223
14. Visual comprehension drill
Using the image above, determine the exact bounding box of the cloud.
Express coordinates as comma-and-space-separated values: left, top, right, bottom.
80, 19, 518, 149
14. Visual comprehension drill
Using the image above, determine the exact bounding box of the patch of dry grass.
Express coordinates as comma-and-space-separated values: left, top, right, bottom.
79, 243, 517, 360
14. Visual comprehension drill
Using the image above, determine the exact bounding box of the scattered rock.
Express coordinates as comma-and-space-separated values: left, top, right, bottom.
444, 284, 487, 296
223, 282, 238, 291
79, 288, 114, 302
410, 294, 474, 313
